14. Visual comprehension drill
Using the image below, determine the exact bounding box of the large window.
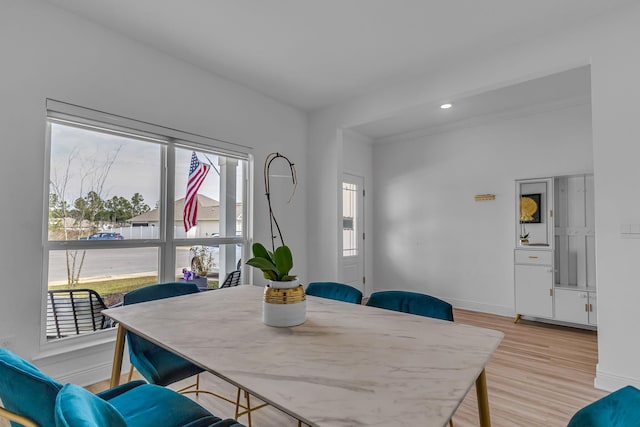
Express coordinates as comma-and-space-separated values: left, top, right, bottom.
44, 101, 250, 342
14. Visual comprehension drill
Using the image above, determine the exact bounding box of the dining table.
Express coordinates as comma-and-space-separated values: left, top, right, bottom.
104, 285, 503, 427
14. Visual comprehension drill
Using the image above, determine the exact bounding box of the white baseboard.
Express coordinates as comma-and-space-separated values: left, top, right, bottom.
33, 336, 131, 387
447, 297, 514, 317
49, 357, 132, 387
595, 365, 640, 392
57, 360, 121, 387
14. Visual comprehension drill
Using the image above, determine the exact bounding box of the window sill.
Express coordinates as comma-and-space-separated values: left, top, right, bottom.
33, 328, 118, 362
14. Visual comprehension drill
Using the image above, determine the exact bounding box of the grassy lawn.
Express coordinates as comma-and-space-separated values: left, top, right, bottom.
48, 276, 220, 303
49, 276, 161, 296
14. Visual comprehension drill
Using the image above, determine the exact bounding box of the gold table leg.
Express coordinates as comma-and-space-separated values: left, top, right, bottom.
109, 324, 126, 388
476, 368, 491, 427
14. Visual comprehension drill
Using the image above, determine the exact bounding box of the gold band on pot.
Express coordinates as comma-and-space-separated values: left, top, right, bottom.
263, 285, 306, 304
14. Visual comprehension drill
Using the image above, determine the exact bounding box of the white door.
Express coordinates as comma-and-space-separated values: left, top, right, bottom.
342, 174, 365, 293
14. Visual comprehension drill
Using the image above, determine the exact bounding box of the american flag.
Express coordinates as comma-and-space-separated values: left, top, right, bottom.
183, 151, 210, 232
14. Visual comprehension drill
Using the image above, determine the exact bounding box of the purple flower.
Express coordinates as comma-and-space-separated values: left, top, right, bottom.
182, 268, 200, 281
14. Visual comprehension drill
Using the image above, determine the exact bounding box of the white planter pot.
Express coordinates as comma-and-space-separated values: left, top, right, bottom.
267, 278, 300, 289
262, 279, 306, 327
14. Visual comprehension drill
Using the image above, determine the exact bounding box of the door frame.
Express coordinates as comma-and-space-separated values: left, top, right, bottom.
340, 173, 366, 294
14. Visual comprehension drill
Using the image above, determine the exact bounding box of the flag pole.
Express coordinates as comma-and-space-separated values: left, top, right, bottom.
202, 153, 220, 176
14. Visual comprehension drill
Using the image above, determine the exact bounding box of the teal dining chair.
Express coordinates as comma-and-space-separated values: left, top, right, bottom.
0, 347, 238, 427
567, 385, 640, 426
123, 282, 260, 426
305, 282, 363, 304
123, 282, 204, 388
55, 383, 246, 427
366, 290, 454, 321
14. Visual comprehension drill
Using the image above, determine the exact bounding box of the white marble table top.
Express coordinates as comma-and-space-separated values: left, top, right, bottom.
104, 285, 503, 427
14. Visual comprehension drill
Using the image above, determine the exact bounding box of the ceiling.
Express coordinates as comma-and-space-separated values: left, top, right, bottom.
352, 65, 591, 141
42, 0, 634, 112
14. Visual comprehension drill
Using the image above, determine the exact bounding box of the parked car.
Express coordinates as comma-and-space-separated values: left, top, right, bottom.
79, 232, 124, 240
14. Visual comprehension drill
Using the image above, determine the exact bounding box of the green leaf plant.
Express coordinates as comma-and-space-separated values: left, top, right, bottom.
246, 242, 297, 282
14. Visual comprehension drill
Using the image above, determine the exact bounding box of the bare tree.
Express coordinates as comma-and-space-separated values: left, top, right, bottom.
50, 144, 123, 287
50, 146, 79, 240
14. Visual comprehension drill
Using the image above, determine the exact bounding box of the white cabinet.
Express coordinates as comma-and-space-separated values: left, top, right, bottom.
514, 174, 596, 328
515, 262, 553, 318
554, 289, 597, 325
514, 178, 554, 321
554, 289, 587, 324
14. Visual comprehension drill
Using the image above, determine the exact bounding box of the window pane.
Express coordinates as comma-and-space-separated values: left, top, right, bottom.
174, 148, 245, 239
47, 248, 159, 341
343, 182, 358, 256
49, 122, 162, 241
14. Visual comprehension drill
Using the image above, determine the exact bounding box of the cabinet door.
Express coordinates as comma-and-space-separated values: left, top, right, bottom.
515, 265, 553, 318
588, 293, 597, 325
554, 289, 589, 324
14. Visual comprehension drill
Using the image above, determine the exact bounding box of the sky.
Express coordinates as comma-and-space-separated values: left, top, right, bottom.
49, 122, 244, 208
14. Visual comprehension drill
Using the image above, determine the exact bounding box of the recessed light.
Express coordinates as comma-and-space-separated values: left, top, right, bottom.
440, 103, 452, 109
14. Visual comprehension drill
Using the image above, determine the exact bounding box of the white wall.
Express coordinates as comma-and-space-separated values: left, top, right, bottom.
589, 7, 640, 390
341, 130, 374, 295
372, 103, 592, 314
308, 2, 640, 390
307, 117, 341, 282
0, 0, 307, 384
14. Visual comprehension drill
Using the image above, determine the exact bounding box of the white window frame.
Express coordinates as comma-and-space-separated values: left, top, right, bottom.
41, 99, 253, 351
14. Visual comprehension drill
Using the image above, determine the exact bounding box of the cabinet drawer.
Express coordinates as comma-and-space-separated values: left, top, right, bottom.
515, 250, 552, 265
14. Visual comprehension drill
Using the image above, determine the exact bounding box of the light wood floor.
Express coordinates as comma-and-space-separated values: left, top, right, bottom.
37, 309, 609, 426
449, 310, 605, 427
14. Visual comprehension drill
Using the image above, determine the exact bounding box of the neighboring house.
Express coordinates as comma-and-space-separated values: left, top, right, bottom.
128, 194, 243, 238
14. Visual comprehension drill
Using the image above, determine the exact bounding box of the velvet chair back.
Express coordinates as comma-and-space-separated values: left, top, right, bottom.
366, 290, 454, 321
0, 347, 62, 426
568, 385, 640, 426
123, 281, 200, 305
123, 282, 204, 386
305, 282, 363, 304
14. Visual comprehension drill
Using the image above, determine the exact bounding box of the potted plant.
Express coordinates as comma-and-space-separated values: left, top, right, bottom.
190, 246, 215, 277
246, 243, 297, 287
247, 152, 303, 326
183, 246, 215, 289
246, 242, 305, 327
519, 223, 529, 245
